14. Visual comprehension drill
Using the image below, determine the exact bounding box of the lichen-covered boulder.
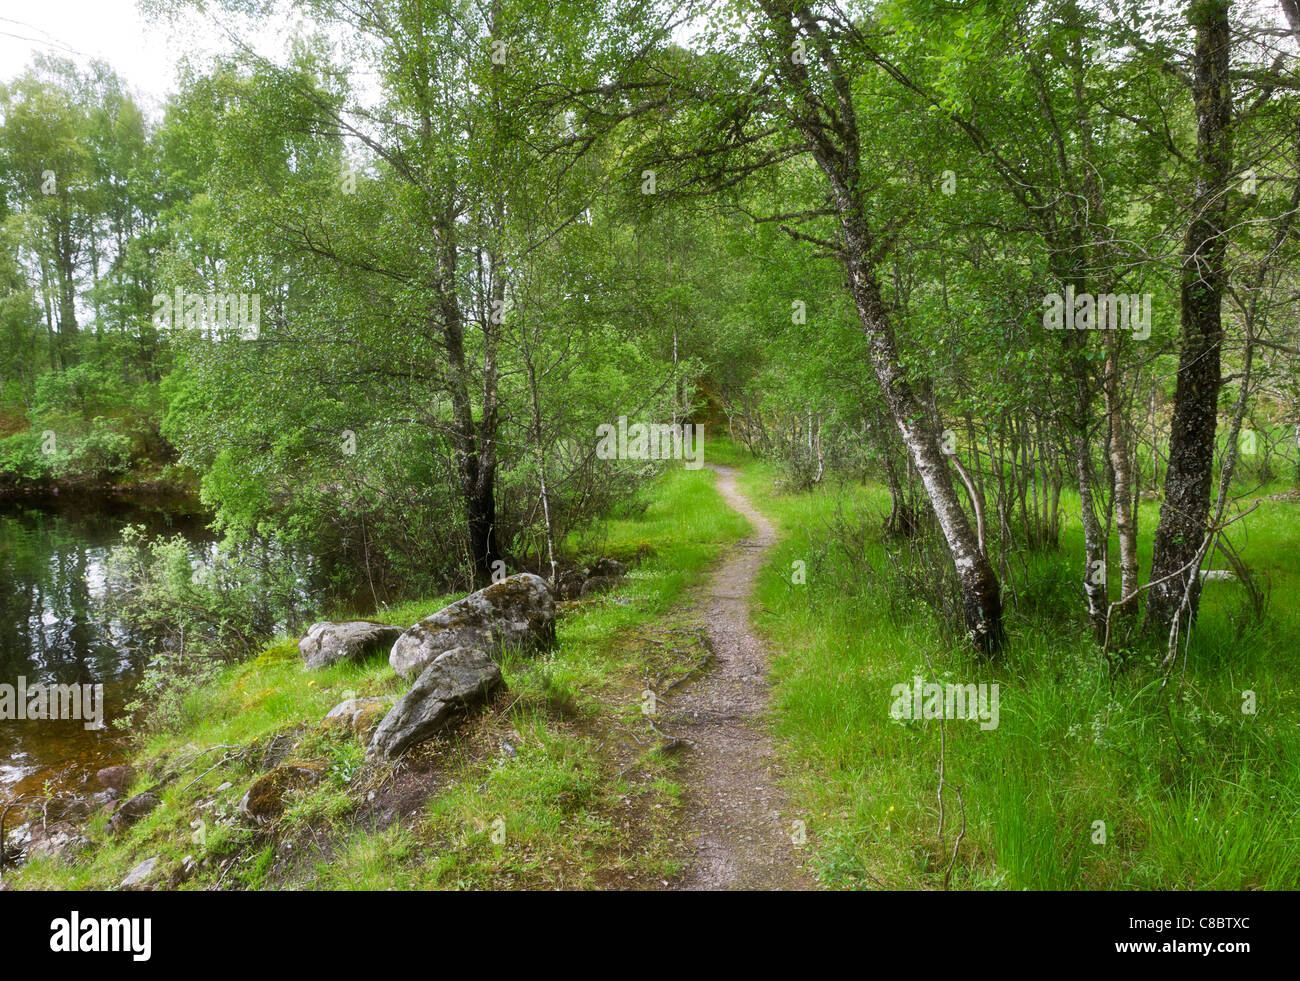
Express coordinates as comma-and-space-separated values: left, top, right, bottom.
389, 573, 555, 680
238, 765, 323, 825
368, 647, 503, 760
323, 697, 393, 736
299, 620, 404, 670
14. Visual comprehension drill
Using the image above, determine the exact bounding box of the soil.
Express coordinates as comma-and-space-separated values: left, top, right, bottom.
665, 465, 817, 890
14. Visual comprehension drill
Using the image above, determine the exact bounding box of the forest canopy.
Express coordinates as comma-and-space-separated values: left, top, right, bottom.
1, 0, 1296, 653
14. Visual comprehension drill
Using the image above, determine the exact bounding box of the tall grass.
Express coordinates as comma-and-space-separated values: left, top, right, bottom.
726, 439, 1300, 889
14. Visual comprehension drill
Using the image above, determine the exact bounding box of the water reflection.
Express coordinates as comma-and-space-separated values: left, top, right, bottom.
0, 497, 211, 807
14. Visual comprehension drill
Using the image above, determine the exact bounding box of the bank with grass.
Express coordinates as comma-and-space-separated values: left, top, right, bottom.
5, 465, 748, 891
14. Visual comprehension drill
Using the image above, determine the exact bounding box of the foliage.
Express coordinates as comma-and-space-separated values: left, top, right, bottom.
104, 525, 308, 731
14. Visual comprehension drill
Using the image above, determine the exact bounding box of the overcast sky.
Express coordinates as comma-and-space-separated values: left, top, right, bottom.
0, 1, 302, 114
3, 0, 1292, 117
0, 0, 706, 116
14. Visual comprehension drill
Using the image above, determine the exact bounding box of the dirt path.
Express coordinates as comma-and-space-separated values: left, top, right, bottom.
665, 465, 816, 890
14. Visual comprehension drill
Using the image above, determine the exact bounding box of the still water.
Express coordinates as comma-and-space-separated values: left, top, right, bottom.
0, 496, 212, 809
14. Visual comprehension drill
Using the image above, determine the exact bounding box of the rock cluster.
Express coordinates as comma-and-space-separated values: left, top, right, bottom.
301, 573, 556, 763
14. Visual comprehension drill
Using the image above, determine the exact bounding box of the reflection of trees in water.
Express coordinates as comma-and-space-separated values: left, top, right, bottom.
0, 504, 211, 687
0, 502, 212, 810
1, 511, 112, 687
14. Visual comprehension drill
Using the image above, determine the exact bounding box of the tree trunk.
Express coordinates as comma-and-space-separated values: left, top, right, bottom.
439, 236, 502, 588
53, 215, 79, 364
1145, 0, 1233, 636
1066, 324, 1109, 638
846, 236, 1004, 654
760, 0, 1004, 653
466, 470, 501, 587
1104, 329, 1140, 609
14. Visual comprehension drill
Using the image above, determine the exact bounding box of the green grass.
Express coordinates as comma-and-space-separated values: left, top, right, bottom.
7, 464, 748, 891
14, 432, 1291, 892
723, 436, 1300, 890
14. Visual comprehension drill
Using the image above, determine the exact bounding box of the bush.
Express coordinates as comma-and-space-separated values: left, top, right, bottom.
104, 526, 309, 732
0, 430, 50, 485
32, 361, 125, 419
0, 417, 138, 487
55, 417, 134, 480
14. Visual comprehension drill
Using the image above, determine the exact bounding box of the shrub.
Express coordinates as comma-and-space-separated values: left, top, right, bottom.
0, 430, 50, 485
104, 526, 309, 732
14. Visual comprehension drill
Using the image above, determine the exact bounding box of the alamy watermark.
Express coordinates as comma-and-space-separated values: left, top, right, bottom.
152, 288, 261, 340
889, 676, 1000, 730
595, 416, 704, 470
0, 677, 104, 730
1043, 287, 1153, 340
50, 912, 151, 961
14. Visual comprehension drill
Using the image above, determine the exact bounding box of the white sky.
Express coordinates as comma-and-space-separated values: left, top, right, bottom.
3, 0, 1290, 116
0, 0, 299, 115
0, 0, 703, 115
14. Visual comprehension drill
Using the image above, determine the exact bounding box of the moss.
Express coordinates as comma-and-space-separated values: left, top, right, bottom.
240, 764, 325, 825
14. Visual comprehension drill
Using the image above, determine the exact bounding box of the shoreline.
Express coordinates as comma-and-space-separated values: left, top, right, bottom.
0, 477, 205, 515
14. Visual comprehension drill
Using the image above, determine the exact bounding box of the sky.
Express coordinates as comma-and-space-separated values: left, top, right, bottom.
2, 0, 1292, 115
1, 2, 186, 110
0, 0, 300, 114
0, 0, 707, 116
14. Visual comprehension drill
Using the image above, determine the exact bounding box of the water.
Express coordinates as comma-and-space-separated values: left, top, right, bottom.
0, 496, 212, 810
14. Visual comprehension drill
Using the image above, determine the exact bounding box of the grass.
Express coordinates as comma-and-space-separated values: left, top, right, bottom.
7, 463, 749, 891
726, 436, 1300, 889
13, 431, 1292, 892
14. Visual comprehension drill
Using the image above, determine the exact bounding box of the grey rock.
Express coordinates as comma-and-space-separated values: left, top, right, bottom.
580, 575, 621, 598
323, 696, 394, 735
389, 573, 555, 680
553, 568, 586, 601
258, 732, 300, 770
588, 557, 628, 579
110, 792, 161, 833
26, 824, 89, 863
300, 620, 404, 669
120, 856, 159, 890
369, 647, 503, 760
